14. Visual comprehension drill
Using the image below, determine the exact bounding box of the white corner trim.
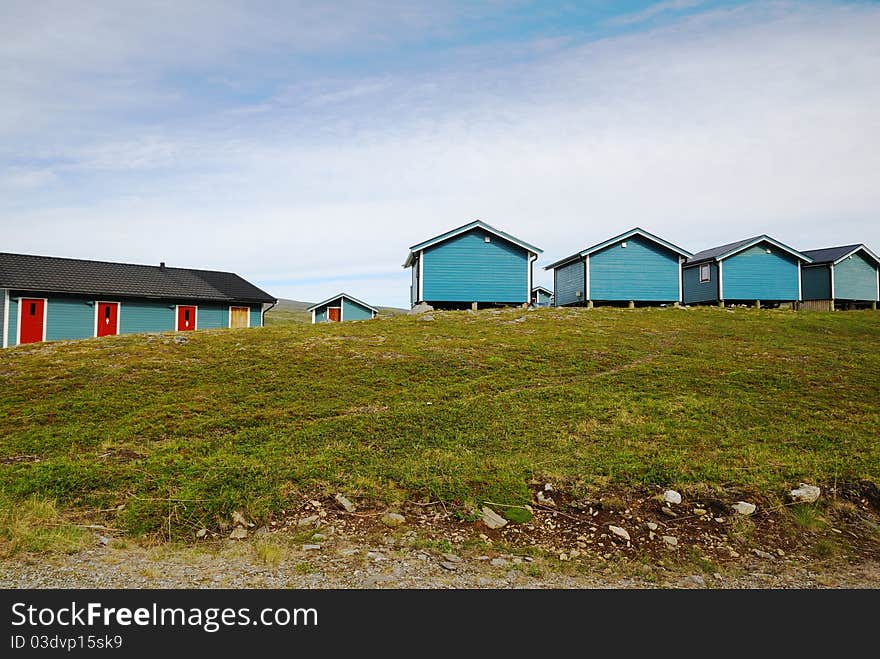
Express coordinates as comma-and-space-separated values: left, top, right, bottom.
311, 309, 316, 324
2, 290, 8, 348
418, 250, 424, 303
340, 301, 344, 322
830, 264, 836, 299
585, 255, 591, 301
718, 260, 724, 301
678, 257, 684, 302
797, 261, 802, 301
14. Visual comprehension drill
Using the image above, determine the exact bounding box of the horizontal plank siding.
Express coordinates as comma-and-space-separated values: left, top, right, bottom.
342, 298, 374, 320
45, 297, 95, 341
722, 243, 800, 301
119, 300, 175, 333
313, 303, 331, 323
554, 260, 585, 306
422, 228, 529, 304
834, 252, 878, 301
801, 265, 831, 301
589, 235, 680, 302
7, 298, 17, 346
683, 263, 719, 304
196, 304, 226, 330
250, 305, 263, 328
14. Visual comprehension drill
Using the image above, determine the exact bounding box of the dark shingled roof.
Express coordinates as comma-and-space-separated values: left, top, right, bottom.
0, 252, 275, 303
801, 245, 862, 265
685, 237, 758, 266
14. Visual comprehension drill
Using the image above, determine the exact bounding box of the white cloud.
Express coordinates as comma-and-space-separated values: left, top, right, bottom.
606, 0, 707, 27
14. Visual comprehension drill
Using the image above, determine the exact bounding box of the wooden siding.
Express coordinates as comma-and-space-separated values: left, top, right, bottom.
422, 228, 529, 303
802, 265, 831, 301
45, 297, 95, 341
250, 305, 262, 328
798, 299, 833, 312
554, 259, 585, 306
834, 252, 878, 301
534, 289, 552, 306
722, 243, 800, 301
683, 263, 719, 304
7, 297, 17, 346
342, 298, 374, 320
589, 235, 681, 302
0, 289, 5, 347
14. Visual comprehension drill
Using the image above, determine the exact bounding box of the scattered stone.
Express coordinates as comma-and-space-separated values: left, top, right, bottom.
490, 558, 509, 567
729, 550, 741, 558
367, 551, 385, 561
302, 544, 321, 552
231, 510, 254, 528
693, 508, 707, 516
776, 548, 785, 557
663, 490, 682, 505
418, 315, 435, 322
536, 490, 555, 506
646, 522, 658, 531
660, 507, 677, 518
441, 553, 461, 563
334, 493, 356, 513
229, 526, 248, 540
98, 535, 110, 546
753, 549, 775, 560
662, 535, 678, 548
683, 575, 706, 588
381, 512, 406, 527
790, 484, 821, 503
439, 561, 458, 571
609, 526, 631, 541
544, 483, 554, 492
732, 501, 756, 516
195, 528, 207, 539
409, 303, 434, 315
297, 515, 319, 527
481, 506, 508, 530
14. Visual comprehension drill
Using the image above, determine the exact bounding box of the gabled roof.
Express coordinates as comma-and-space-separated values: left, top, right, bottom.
404, 220, 542, 268
532, 286, 553, 295
802, 244, 880, 267
543, 227, 691, 271
0, 252, 276, 303
685, 235, 813, 266
306, 293, 378, 313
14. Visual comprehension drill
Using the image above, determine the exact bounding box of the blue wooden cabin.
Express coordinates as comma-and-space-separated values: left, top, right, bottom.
544, 228, 691, 307
531, 286, 554, 307
404, 220, 542, 309
0, 252, 275, 348
801, 244, 879, 309
682, 235, 812, 307
307, 293, 378, 323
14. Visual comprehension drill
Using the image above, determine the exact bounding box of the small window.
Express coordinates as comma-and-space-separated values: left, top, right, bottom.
105, 306, 111, 320
185, 310, 191, 321
699, 264, 711, 283
29, 303, 36, 315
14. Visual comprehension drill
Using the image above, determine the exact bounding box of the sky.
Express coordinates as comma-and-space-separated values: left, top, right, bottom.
2, 0, 878, 307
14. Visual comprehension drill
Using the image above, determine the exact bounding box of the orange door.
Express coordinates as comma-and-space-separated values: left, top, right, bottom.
19, 298, 45, 344
177, 306, 197, 331
230, 306, 249, 328
97, 302, 119, 337
328, 307, 341, 322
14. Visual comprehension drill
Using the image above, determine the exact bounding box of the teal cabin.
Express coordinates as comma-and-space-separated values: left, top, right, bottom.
682, 235, 812, 306
544, 228, 691, 307
801, 244, 879, 309
0, 252, 275, 348
531, 286, 554, 307
307, 293, 378, 323
403, 220, 542, 309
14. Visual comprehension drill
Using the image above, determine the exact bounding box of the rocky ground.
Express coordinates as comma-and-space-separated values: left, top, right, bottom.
3, 482, 878, 589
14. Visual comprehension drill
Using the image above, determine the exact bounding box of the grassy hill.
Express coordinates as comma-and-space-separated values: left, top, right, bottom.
0, 307, 878, 541
264, 298, 407, 325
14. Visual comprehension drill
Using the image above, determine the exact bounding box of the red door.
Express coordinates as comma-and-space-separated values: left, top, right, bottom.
328, 307, 341, 322
97, 302, 119, 337
19, 298, 45, 344
177, 306, 197, 331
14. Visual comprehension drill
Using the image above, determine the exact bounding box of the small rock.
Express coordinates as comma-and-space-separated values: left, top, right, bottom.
418, 314, 435, 322
311, 533, 327, 541
441, 553, 461, 563
684, 575, 706, 588
439, 561, 458, 571
367, 551, 385, 561
409, 302, 434, 315
776, 548, 785, 556
732, 501, 756, 516
609, 525, 631, 541
660, 507, 678, 518
753, 549, 775, 560
481, 506, 508, 530
231, 510, 254, 527
98, 535, 110, 546
536, 490, 555, 506
302, 544, 322, 551
543, 483, 554, 492
693, 508, 707, 516
334, 493, 356, 513
297, 515, 319, 527
195, 528, 207, 538
490, 558, 509, 567
790, 483, 820, 503
646, 522, 658, 531
381, 512, 406, 527
662, 535, 678, 548
663, 490, 682, 505
729, 550, 741, 558
229, 526, 248, 540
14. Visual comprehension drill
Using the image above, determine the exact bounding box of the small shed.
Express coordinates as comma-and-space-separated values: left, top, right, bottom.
308, 293, 378, 323
531, 286, 554, 307
801, 244, 879, 309
0, 252, 275, 348
403, 220, 542, 310
683, 235, 812, 306
543, 227, 691, 307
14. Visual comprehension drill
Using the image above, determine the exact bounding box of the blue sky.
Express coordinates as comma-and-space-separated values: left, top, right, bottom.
2, 1, 878, 306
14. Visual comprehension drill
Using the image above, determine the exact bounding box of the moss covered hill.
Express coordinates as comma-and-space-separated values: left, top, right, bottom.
0, 307, 878, 539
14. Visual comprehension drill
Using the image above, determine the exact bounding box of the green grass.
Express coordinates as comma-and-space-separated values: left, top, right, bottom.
0, 307, 878, 539
0, 493, 90, 557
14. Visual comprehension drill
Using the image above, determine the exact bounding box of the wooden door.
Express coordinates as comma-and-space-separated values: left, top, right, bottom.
177, 305, 197, 331
19, 298, 45, 344
328, 307, 341, 322
97, 302, 119, 337
230, 306, 249, 328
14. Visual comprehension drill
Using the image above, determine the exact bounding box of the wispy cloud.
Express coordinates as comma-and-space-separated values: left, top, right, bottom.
606, 0, 707, 26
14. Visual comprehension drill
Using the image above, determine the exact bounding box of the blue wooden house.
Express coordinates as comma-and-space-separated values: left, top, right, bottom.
0, 252, 276, 348
531, 286, 554, 307
403, 220, 542, 309
801, 244, 879, 309
307, 293, 378, 323
543, 228, 691, 307
682, 235, 812, 307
